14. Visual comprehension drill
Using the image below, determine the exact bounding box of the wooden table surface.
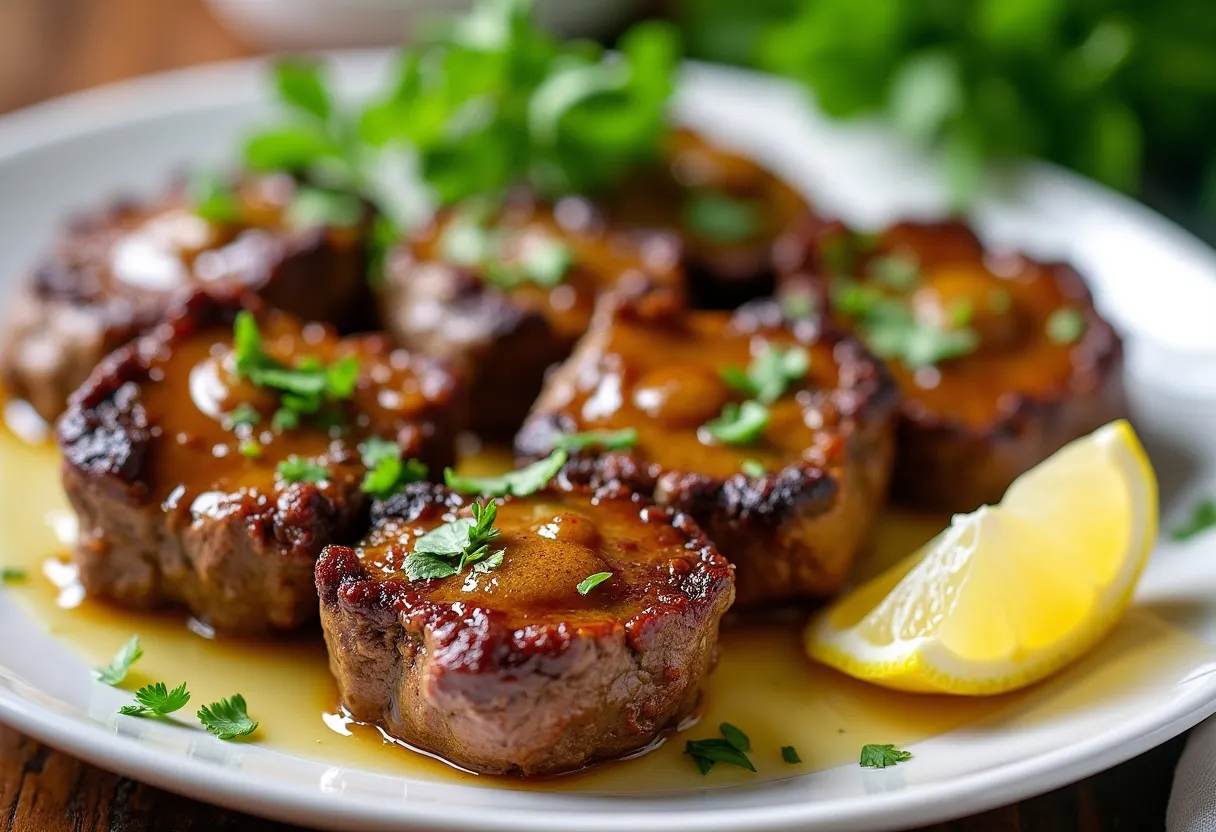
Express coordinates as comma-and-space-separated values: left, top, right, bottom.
0, 0, 1189, 830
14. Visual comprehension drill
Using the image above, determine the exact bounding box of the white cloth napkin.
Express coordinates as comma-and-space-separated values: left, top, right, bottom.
1168, 717, 1216, 831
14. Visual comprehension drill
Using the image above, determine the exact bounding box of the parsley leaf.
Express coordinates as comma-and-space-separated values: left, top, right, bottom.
682, 191, 762, 243
118, 682, 191, 718
782, 745, 801, 764
276, 456, 330, 485
227, 403, 261, 429
359, 437, 428, 499
438, 210, 574, 290
94, 636, 143, 686
0, 567, 27, 583
1173, 499, 1216, 542
198, 694, 259, 740
720, 344, 810, 404
188, 171, 241, 225
553, 428, 638, 452
866, 253, 920, 291
834, 284, 980, 369
685, 726, 757, 775
1046, 307, 1086, 345
740, 459, 767, 478
719, 722, 750, 752
286, 187, 364, 230
274, 58, 331, 121
859, 743, 913, 769
445, 449, 567, 497
702, 401, 770, 446
576, 572, 613, 595
405, 500, 505, 582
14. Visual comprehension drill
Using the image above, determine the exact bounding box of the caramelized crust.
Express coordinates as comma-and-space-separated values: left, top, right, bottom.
316, 479, 734, 776
377, 190, 684, 441
608, 129, 808, 309
2, 173, 373, 421
56, 293, 462, 633
516, 292, 897, 605
777, 215, 1126, 511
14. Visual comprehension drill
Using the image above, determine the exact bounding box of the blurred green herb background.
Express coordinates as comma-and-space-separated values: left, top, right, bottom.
679, 0, 1216, 233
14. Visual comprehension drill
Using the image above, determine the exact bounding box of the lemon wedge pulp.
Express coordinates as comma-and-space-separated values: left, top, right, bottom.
806, 420, 1158, 695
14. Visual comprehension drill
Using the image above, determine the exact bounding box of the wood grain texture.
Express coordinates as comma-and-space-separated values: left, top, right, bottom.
0, 0, 1190, 830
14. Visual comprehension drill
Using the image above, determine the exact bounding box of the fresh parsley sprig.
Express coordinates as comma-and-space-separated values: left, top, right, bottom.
685, 723, 757, 775
576, 572, 613, 596
405, 500, 505, 581
359, 437, 428, 499
720, 343, 810, 405
0, 567, 26, 583
553, 428, 638, 452
445, 449, 567, 497
232, 311, 359, 431
118, 682, 191, 719
1173, 499, 1216, 542
94, 636, 143, 686
859, 743, 913, 769
276, 456, 330, 485
198, 694, 259, 740
701, 400, 770, 446
437, 210, 575, 289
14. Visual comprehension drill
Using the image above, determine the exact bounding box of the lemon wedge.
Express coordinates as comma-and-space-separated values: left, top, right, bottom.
806, 420, 1158, 695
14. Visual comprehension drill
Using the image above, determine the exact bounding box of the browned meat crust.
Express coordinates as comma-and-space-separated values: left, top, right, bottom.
316, 479, 734, 776
776, 214, 1126, 511
376, 189, 684, 441
516, 292, 898, 605
2, 173, 373, 422
607, 128, 809, 310
56, 292, 462, 634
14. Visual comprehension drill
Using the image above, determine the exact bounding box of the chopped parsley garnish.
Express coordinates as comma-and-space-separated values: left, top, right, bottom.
702, 401, 770, 446
682, 191, 762, 243
188, 171, 241, 224
1172, 499, 1216, 542
859, 743, 913, 769
740, 459, 767, 478
1046, 307, 1086, 345
359, 437, 428, 499
866, 253, 920, 291
276, 456, 330, 485
118, 682, 191, 718
405, 500, 505, 581
781, 745, 801, 764
285, 187, 363, 230
0, 567, 27, 583
232, 311, 359, 431
238, 440, 262, 459
94, 636, 143, 686
685, 723, 757, 775
445, 449, 567, 497
553, 428, 638, 452
720, 344, 810, 405
198, 694, 259, 740
947, 298, 974, 328
833, 282, 980, 369
227, 403, 261, 429
438, 211, 575, 290
576, 572, 613, 595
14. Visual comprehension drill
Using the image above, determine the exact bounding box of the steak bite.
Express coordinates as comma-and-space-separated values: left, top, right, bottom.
56, 293, 462, 634
777, 216, 1126, 512
2, 172, 372, 422
607, 129, 808, 309
377, 191, 683, 441
516, 292, 898, 605
316, 477, 734, 777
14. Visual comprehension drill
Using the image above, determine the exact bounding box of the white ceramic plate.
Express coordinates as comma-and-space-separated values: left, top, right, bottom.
3, 51, 1216, 832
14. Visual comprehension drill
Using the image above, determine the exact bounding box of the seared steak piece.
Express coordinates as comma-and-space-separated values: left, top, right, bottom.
377, 190, 683, 441
607, 129, 808, 310
56, 293, 462, 634
3, 173, 372, 422
317, 478, 733, 776
777, 215, 1126, 512
516, 291, 897, 605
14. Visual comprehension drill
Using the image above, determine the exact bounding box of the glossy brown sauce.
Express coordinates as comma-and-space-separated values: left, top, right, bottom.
536, 310, 841, 479
135, 311, 445, 505
358, 491, 701, 627
410, 197, 683, 342
847, 224, 1091, 429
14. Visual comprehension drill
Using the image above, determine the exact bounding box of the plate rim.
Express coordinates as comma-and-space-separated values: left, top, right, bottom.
1, 50, 1214, 832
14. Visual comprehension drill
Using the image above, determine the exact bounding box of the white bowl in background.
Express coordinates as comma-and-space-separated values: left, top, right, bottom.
206, 0, 641, 48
